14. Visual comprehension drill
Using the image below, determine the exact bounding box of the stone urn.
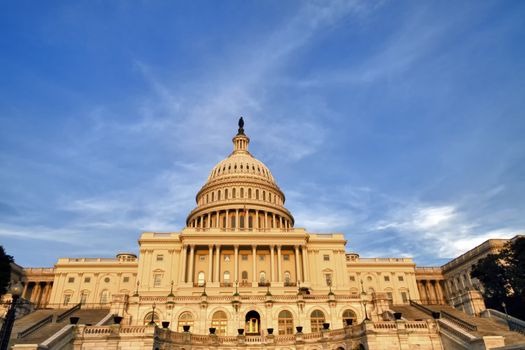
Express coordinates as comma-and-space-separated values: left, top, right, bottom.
69, 317, 80, 325
323, 322, 330, 330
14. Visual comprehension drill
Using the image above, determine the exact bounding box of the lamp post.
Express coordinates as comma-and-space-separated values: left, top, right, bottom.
502, 301, 509, 326
148, 303, 157, 326
0, 281, 23, 350
360, 280, 369, 321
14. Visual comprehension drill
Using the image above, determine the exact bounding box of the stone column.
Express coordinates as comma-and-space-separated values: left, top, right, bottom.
226, 210, 230, 229
294, 246, 302, 282
208, 245, 213, 283
252, 245, 257, 285
270, 245, 275, 282
200, 216, 203, 229
216, 211, 220, 228
180, 245, 187, 283
215, 245, 221, 282
235, 209, 239, 230
277, 246, 282, 282
272, 214, 276, 228
302, 246, 310, 283
207, 212, 211, 228
255, 210, 259, 229
188, 245, 195, 284
22, 282, 29, 300
234, 245, 239, 283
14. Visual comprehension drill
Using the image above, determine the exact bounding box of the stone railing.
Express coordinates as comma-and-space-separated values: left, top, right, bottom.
482, 308, 525, 335
410, 300, 477, 332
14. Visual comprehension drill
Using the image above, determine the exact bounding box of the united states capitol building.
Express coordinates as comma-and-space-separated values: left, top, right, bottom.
4, 119, 525, 350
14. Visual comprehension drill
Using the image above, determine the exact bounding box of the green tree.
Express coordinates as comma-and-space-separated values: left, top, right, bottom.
471, 237, 525, 319
0, 245, 14, 295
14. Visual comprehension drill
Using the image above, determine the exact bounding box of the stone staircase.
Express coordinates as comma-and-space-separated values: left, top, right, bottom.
392, 303, 525, 347
9, 308, 110, 347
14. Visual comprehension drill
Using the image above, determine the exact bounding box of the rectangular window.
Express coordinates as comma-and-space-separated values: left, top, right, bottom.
401, 292, 408, 303
154, 274, 162, 288
80, 293, 88, 304
325, 274, 332, 286
123, 276, 129, 283
349, 276, 356, 282
241, 255, 248, 261
84, 277, 91, 283
68, 277, 75, 283
387, 292, 393, 305
156, 254, 164, 261
384, 276, 390, 282
398, 276, 404, 282
283, 254, 290, 261
199, 255, 206, 261
323, 255, 330, 261
63, 294, 71, 306
224, 255, 231, 262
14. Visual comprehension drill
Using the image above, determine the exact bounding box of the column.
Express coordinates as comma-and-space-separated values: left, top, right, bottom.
208, 245, 213, 283
294, 246, 302, 282
180, 246, 187, 283
234, 245, 239, 283
264, 212, 268, 229
270, 245, 275, 282
215, 245, 221, 282
302, 246, 310, 282
22, 282, 29, 300
188, 245, 195, 284
279, 216, 283, 228
255, 210, 259, 229
252, 245, 257, 284
235, 209, 239, 230
226, 210, 230, 229
207, 212, 211, 228
277, 246, 282, 282
200, 216, 203, 229
216, 211, 220, 228
272, 214, 276, 228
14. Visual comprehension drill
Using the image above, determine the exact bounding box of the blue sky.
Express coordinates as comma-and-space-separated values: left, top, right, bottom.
1, 1, 524, 267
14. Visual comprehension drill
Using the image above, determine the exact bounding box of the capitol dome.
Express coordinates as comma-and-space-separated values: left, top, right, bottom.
186, 118, 294, 230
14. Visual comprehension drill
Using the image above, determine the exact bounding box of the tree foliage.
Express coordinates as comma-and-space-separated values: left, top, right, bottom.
471, 237, 525, 319
0, 245, 14, 295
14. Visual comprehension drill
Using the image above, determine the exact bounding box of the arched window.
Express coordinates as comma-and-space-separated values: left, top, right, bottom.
224, 271, 231, 284
198, 272, 205, 286
278, 310, 294, 335
284, 271, 291, 286
80, 290, 89, 304
233, 188, 236, 198
218, 190, 221, 200
310, 310, 325, 332
240, 216, 245, 229
211, 311, 228, 335
225, 189, 228, 199
241, 271, 248, 282
143, 312, 160, 326
240, 188, 244, 198
211, 192, 215, 201
100, 290, 110, 304
259, 271, 266, 284
342, 309, 357, 326
248, 216, 253, 229
263, 191, 266, 201
256, 189, 259, 199
177, 312, 194, 332
248, 188, 252, 198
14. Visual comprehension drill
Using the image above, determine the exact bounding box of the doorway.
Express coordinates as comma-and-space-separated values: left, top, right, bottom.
245, 310, 261, 335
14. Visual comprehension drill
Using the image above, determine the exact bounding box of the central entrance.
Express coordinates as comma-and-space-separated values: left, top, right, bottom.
245, 310, 261, 335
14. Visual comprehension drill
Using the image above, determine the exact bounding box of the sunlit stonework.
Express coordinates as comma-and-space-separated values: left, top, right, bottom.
3, 119, 525, 349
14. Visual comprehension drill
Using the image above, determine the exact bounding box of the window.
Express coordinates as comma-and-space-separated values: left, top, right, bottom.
100, 290, 110, 304
199, 255, 206, 261
342, 309, 357, 327
68, 277, 75, 283
349, 276, 356, 282
241, 271, 248, 281
310, 310, 325, 332
259, 255, 265, 261
325, 273, 332, 286
278, 310, 294, 335
232, 188, 236, 198
104, 277, 110, 283
283, 254, 290, 261
211, 311, 228, 335
398, 276, 404, 282
80, 291, 89, 304
240, 188, 244, 198
259, 271, 266, 284
224, 255, 231, 262
63, 294, 72, 306
323, 255, 330, 261
401, 291, 408, 303
177, 312, 194, 332
224, 271, 231, 283
241, 255, 248, 261
123, 276, 129, 283
384, 276, 390, 282
284, 271, 291, 285
84, 277, 91, 283
198, 272, 205, 286
154, 274, 162, 288
144, 312, 160, 326
156, 254, 164, 261
386, 292, 393, 305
